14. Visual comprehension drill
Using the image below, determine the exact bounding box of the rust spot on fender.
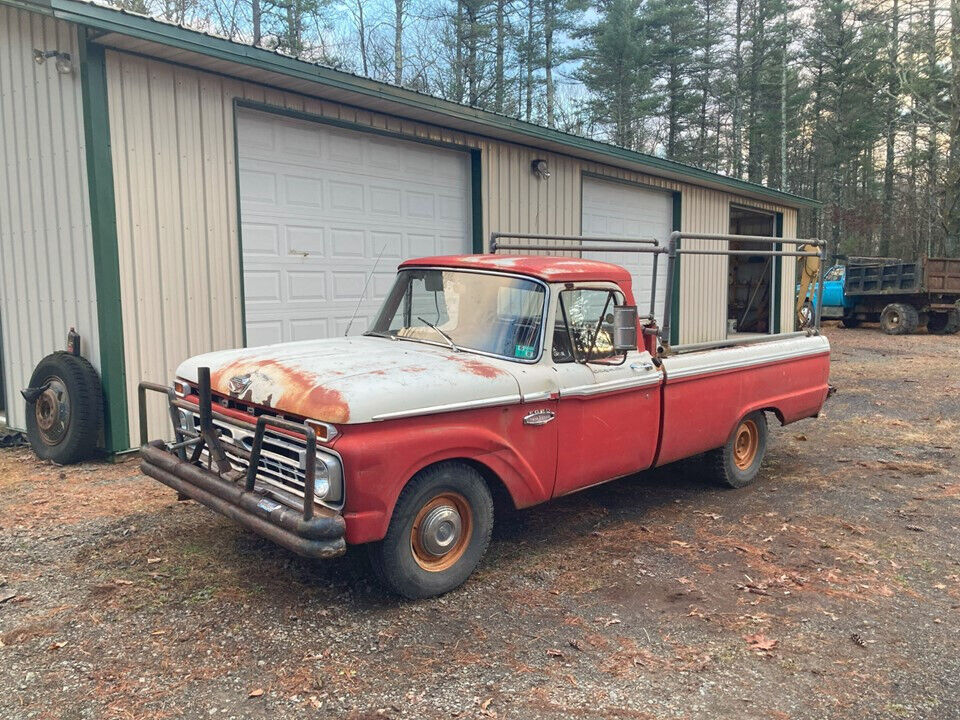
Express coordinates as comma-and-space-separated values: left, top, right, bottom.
210, 357, 350, 423
451, 356, 503, 379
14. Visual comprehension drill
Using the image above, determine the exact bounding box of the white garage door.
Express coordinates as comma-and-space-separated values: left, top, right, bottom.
581, 177, 673, 321
237, 109, 472, 346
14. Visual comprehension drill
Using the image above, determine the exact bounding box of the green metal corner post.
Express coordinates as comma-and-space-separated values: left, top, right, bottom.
470, 150, 483, 253
670, 191, 682, 346
78, 28, 129, 453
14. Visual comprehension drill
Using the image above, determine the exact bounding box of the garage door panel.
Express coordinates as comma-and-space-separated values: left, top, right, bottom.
287, 271, 326, 302
239, 170, 276, 203
581, 177, 671, 320
285, 226, 324, 256
241, 223, 281, 256
246, 319, 283, 348
290, 318, 331, 341
238, 109, 471, 344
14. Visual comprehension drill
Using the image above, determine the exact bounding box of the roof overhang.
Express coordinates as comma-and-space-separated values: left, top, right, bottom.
11, 0, 820, 209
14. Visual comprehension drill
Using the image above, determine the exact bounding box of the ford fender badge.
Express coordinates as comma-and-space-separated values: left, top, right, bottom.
228, 373, 252, 395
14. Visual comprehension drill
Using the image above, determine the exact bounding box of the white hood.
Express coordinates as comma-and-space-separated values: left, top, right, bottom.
175, 336, 522, 424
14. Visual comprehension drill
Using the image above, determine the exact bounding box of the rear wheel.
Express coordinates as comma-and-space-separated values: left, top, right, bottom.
926, 309, 960, 335
880, 303, 919, 335
704, 411, 768, 489
369, 462, 493, 599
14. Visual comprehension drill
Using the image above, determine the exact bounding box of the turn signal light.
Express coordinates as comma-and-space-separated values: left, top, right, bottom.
306, 419, 339, 442
173, 380, 191, 397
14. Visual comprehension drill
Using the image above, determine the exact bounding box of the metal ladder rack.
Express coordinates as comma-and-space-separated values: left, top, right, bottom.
490, 230, 826, 353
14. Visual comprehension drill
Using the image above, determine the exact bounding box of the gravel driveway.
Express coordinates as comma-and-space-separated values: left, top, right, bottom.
2, 326, 959, 719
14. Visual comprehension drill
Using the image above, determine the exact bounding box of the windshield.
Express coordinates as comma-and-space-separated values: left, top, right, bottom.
367, 269, 547, 361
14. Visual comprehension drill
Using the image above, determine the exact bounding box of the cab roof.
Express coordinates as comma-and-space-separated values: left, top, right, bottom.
399, 255, 635, 287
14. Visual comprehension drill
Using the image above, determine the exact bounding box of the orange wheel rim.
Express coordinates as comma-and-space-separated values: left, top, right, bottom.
733, 419, 759, 470
410, 492, 472, 572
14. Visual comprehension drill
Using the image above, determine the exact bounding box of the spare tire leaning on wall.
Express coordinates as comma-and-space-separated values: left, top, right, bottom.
22, 353, 103, 464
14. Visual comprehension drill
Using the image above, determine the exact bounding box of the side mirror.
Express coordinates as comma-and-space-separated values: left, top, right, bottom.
612, 305, 638, 352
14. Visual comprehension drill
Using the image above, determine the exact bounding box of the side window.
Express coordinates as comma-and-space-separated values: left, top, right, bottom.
824, 266, 844, 282
553, 288, 622, 363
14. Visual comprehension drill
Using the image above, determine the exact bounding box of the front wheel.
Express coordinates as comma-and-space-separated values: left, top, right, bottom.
369, 462, 493, 599
703, 411, 768, 489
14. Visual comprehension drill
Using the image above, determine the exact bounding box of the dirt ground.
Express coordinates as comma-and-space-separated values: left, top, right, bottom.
2, 325, 959, 720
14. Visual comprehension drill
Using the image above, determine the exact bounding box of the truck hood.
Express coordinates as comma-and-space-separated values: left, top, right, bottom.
174, 336, 522, 424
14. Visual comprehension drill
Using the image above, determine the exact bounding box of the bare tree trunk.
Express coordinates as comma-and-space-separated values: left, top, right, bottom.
454, 0, 464, 102
544, 0, 555, 127
252, 0, 262, 46
779, 4, 787, 190
879, 0, 899, 256
525, 0, 534, 122
697, 0, 712, 167
495, 0, 506, 113
945, 0, 960, 255
467, 2, 479, 106
731, 0, 744, 178
925, 0, 938, 256
394, 0, 404, 85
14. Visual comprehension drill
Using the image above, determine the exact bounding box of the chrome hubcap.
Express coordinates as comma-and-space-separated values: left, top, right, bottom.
418, 504, 462, 557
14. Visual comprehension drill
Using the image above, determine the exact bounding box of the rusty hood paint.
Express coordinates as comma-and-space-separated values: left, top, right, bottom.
174, 336, 523, 424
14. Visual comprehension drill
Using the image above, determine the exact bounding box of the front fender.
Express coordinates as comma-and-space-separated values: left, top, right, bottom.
334, 406, 553, 544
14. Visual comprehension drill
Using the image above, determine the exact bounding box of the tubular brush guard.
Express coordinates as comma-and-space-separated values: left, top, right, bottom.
137, 369, 346, 560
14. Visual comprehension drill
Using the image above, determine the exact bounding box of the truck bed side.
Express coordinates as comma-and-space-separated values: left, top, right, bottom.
655, 336, 831, 467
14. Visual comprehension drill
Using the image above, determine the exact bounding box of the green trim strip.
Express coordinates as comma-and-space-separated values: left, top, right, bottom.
231, 101, 248, 347
470, 150, 483, 252
21, 0, 820, 209
78, 28, 129, 452
670, 191, 682, 346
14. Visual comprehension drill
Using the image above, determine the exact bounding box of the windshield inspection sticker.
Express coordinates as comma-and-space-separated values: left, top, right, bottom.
514, 344, 536, 359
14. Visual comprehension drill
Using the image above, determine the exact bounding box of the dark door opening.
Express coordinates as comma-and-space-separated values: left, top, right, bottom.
728, 206, 775, 335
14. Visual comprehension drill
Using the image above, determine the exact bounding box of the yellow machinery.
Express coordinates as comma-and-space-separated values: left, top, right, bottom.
795, 243, 821, 328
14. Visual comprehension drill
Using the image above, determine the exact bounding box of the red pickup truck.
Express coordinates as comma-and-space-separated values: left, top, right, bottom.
139, 236, 831, 598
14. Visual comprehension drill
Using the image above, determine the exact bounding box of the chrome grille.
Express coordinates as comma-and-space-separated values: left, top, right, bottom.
185, 412, 343, 509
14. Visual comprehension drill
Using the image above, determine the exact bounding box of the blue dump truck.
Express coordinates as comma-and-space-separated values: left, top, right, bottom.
801, 257, 960, 335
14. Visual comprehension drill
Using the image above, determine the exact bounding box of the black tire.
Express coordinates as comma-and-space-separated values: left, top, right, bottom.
703, 411, 768, 489
840, 315, 861, 329
926, 309, 960, 335
879, 303, 919, 335
24, 352, 102, 464
369, 462, 493, 599
798, 302, 814, 329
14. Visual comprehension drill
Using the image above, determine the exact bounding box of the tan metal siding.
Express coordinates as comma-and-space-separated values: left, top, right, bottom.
105, 50, 805, 441
0, 8, 99, 431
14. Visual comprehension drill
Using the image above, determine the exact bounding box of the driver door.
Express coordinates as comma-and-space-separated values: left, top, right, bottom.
550, 286, 662, 497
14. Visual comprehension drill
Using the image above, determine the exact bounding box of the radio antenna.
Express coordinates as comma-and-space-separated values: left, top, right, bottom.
344, 242, 388, 337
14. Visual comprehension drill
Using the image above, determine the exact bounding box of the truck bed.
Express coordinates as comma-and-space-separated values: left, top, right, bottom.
845, 257, 960, 298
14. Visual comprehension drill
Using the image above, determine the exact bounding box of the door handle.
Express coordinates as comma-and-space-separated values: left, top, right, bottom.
523, 409, 556, 426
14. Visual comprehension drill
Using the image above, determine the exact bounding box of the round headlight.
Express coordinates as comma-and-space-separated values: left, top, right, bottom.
313, 476, 330, 499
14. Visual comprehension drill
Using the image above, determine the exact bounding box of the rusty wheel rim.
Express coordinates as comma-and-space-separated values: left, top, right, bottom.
410, 492, 472, 572
733, 419, 759, 470
35, 376, 70, 446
